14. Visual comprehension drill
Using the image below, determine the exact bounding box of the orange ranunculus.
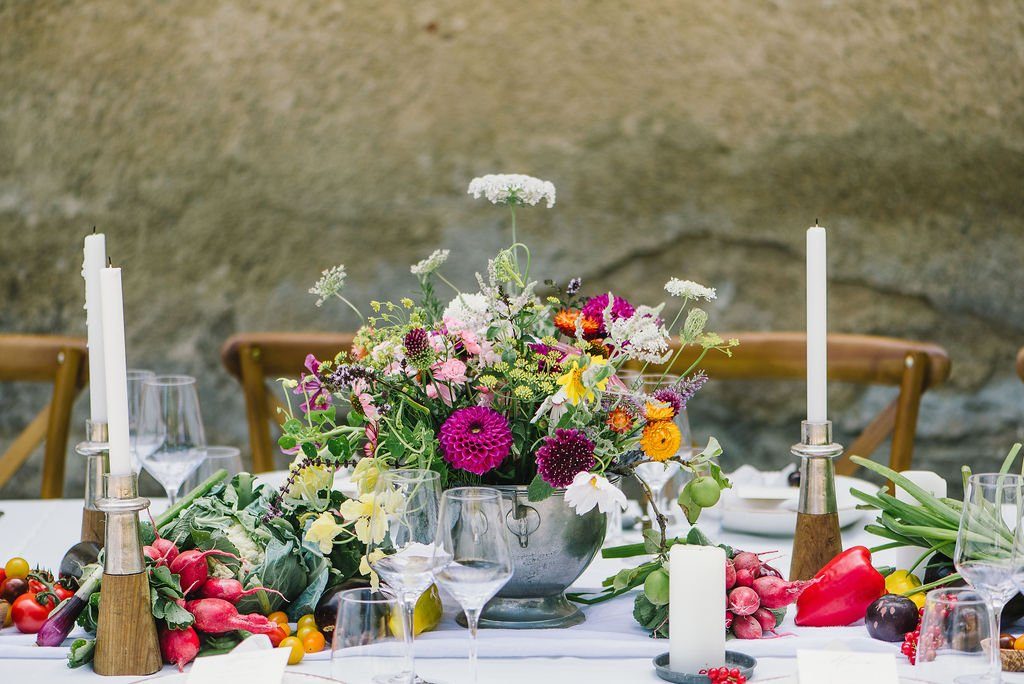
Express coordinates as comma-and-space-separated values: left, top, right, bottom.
641, 420, 681, 462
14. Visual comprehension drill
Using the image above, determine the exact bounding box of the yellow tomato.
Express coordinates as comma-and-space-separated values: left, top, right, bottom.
297, 614, 317, 630
296, 625, 317, 642
278, 636, 304, 665
4, 557, 30, 580
267, 611, 289, 625
1014, 634, 1024, 651
302, 630, 326, 654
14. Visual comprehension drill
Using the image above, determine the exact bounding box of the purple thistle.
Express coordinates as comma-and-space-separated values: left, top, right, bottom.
535, 428, 597, 488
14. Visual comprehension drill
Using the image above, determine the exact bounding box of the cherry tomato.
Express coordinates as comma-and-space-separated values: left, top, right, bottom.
1014, 634, 1024, 651
28, 579, 48, 594
1, 578, 28, 603
301, 630, 326, 654
295, 625, 317, 642
54, 585, 74, 602
278, 636, 304, 665
267, 611, 289, 625
0, 569, 6, 585
4, 558, 30, 581
12, 592, 57, 633
268, 625, 287, 648
297, 614, 317, 631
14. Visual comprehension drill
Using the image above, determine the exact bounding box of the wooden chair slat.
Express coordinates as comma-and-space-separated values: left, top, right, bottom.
0, 405, 51, 489
1017, 347, 1024, 382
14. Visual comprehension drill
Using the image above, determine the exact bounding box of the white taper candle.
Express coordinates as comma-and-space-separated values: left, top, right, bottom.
99, 267, 132, 476
806, 224, 828, 423
83, 233, 107, 422
670, 544, 726, 673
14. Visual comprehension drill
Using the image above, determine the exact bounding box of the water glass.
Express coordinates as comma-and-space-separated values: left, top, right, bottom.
126, 368, 155, 474
432, 487, 513, 683
916, 587, 997, 683
953, 473, 1024, 682
369, 469, 441, 684
330, 588, 405, 684
136, 375, 208, 506
179, 446, 243, 496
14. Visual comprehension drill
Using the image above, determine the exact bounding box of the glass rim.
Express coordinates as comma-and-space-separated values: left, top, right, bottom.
924, 586, 988, 606
966, 472, 1024, 486
143, 374, 197, 387
443, 486, 502, 501
387, 468, 440, 482
337, 587, 399, 607
203, 446, 241, 458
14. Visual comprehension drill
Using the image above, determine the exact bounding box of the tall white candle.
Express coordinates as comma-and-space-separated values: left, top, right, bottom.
83, 233, 107, 422
99, 267, 132, 476
670, 544, 726, 673
806, 224, 828, 423
894, 471, 948, 577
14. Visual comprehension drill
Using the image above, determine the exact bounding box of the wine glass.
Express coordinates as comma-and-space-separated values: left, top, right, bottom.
915, 587, 997, 682
179, 446, 243, 496
330, 588, 405, 684
431, 487, 513, 684
126, 368, 155, 474
369, 469, 441, 684
136, 375, 208, 507
953, 473, 1024, 683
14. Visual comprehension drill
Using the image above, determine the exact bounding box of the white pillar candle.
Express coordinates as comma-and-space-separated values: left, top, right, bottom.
670, 544, 726, 673
894, 471, 948, 577
99, 267, 132, 476
83, 233, 107, 422
806, 224, 828, 423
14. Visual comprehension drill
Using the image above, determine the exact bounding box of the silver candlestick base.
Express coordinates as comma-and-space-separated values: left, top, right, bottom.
789, 420, 845, 581
98, 473, 150, 575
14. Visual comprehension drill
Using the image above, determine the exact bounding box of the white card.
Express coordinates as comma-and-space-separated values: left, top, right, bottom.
796, 649, 899, 684
187, 644, 290, 684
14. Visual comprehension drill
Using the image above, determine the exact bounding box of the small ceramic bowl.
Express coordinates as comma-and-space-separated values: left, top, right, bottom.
653, 651, 757, 683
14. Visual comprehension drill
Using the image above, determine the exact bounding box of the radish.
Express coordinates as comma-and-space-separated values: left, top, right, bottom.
731, 551, 762, 576
728, 586, 760, 616
159, 625, 200, 671
725, 611, 734, 629
752, 607, 778, 634
198, 578, 286, 604
144, 538, 180, 566
752, 575, 816, 609
731, 613, 763, 639
725, 559, 736, 590
734, 568, 755, 588
169, 549, 239, 595
185, 598, 281, 636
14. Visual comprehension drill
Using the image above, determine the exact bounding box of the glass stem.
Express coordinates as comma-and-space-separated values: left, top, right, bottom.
990, 598, 1004, 679
400, 593, 417, 681
465, 607, 481, 684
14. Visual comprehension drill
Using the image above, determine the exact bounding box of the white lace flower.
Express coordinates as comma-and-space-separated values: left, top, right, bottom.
309, 265, 347, 307
564, 472, 627, 515
664, 278, 716, 301
410, 249, 450, 276
442, 292, 493, 335
467, 174, 556, 208
606, 304, 671, 364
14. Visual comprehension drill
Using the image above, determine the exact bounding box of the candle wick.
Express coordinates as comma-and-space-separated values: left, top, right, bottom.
107, 257, 112, 267
815, 218, 819, 226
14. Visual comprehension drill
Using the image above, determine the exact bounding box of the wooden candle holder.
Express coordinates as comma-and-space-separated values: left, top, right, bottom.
77, 420, 109, 546
789, 421, 844, 582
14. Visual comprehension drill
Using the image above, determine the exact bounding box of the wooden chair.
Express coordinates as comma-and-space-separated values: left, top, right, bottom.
1017, 347, 1024, 382
221, 332, 355, 473
0, 335, 89, 498
641, 333, 951, 475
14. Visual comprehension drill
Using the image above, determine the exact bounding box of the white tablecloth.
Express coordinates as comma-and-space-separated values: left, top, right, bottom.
1, 499, 1019, 683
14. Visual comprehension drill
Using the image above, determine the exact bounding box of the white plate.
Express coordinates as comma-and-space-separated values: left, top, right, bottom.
256, 470, 358, 498
720, 475, 874, 537
133, 673, 339, 684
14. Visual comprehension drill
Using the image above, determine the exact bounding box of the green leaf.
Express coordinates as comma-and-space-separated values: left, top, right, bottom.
67, 638, 96, 668
278, 435, 297, 450
384, 432, 406, 461
301, 442, 318, 459
677, 484, 703, 525
642, 528, 662, 554
527, 474, 555, 502
327, 438, 344, 457
685, 526, 713, 547
283, 419, 302, 432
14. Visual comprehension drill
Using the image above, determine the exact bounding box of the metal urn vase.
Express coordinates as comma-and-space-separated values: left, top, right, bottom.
466, 481, 609, 629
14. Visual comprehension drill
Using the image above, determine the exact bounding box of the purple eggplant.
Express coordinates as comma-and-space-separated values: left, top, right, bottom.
36, 565, 102, 647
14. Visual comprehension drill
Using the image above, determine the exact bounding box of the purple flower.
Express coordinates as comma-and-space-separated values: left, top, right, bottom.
652, 388, 684, 417
673, 371, 707, 410
528, 342, 566, 372
439, 407, 513, 475
581, 294, 635, 336
295, 354, 331, 413
535, 428, 597, 488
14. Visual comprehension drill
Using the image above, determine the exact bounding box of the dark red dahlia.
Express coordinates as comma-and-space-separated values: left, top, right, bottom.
438, 406, 513, 475
581, 294, 635, 336
535, 428, 597, 488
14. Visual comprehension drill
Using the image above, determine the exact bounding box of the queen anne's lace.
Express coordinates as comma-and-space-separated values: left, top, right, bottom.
606, 304, 671, 363
468, 174, 556, 208
410, 249, 450, 276
664, 277, 716, 301
309, 265, 347, 307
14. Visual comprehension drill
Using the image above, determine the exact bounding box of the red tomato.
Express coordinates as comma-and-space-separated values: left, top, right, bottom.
0, 569, 6, 585
54, 585, 74, 602
27, 579, 47, 594
12, 592, 58, 634
268, 625, 288, 648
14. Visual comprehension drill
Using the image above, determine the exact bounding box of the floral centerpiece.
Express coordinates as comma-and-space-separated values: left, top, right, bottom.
278, 174, 738, 624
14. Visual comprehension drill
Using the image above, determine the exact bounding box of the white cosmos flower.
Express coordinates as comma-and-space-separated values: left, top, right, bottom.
564, 472, 627, 515
410, 249, 450, 276
664, 278, 716, 301
467, 174, 556, 208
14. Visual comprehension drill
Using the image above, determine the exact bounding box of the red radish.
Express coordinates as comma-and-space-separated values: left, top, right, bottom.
728, 586, 760, 616
731, 613, 763, 639
752, 575, 817, 609
725, 559, 737, 590
198, 578, 286, 604
752, 607, 778, 634
145, 538, 180, 566
732, 551, 762, 576
734, 568, 755, 588
725, 611, 734, 629
759, 560, 783, 579
159, 625, 200, 671
169, 549, 238, 595
185, 598, 281, 635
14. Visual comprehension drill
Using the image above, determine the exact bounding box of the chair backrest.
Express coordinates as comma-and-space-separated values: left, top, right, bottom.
1017, 347, 1024, 383
221, 332, 355, 472
640, 332, 951, 475
0, 334, 89, 498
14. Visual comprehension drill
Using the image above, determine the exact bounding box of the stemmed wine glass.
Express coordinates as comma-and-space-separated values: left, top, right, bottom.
126, 368, 155, 474
135, 375, 208, 507
953, 473, 1024, 683
369, 469, 441, 684
431, 487, 513, 684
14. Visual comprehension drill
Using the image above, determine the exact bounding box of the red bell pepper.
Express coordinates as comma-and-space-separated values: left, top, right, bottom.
795, 546, 886, 627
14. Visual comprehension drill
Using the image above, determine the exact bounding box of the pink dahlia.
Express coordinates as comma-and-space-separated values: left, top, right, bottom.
535, 428, 597, 488
582, 294, 635, 336
439, 406, 513, 475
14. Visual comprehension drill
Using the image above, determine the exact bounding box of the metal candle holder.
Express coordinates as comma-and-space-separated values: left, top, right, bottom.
93, 473, 162, 676
76, 420, 109, 546
789, 420, 844, 581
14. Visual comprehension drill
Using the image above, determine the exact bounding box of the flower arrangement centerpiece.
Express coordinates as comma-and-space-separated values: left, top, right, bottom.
279, 174, 738, 626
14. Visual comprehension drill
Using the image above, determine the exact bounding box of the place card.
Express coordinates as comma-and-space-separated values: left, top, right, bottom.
796, 649, 899, 684
187, 639, 289, 684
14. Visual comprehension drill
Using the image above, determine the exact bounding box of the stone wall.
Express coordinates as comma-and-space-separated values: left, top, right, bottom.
2, 1, 1022, 497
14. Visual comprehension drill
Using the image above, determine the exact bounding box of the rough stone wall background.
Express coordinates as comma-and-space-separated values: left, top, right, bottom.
1, 1, 1022, 498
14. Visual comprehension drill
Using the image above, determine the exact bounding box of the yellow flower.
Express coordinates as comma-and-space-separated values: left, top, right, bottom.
556, 355, 608, 405
351, 458, 383, 495
641, 420, 682, 462
305, 512, 345, 554
644, 401, 674, 421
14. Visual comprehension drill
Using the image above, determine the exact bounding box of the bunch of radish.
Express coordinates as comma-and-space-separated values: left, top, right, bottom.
726, 550, 816, 639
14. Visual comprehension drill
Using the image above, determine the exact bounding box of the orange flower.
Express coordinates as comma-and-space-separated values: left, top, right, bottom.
644, 401, 674, 422
606, 407, 634, 434
554, 309, 600, 339
641, 420, 681, 462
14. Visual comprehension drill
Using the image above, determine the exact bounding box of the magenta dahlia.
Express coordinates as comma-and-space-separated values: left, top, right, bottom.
581, 294, 635, 336
438, 406, 513, 475
535, 428, 597, 488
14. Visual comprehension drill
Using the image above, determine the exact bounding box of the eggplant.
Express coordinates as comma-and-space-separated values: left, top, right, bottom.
866, 594, 920, 642
314, 579, 371, 635
36, 565, 102, 647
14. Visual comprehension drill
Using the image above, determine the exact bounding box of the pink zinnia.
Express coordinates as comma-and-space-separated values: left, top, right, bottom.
535, 428, 597, 488
582, 294, 635, 336
438, 407, 513, 475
